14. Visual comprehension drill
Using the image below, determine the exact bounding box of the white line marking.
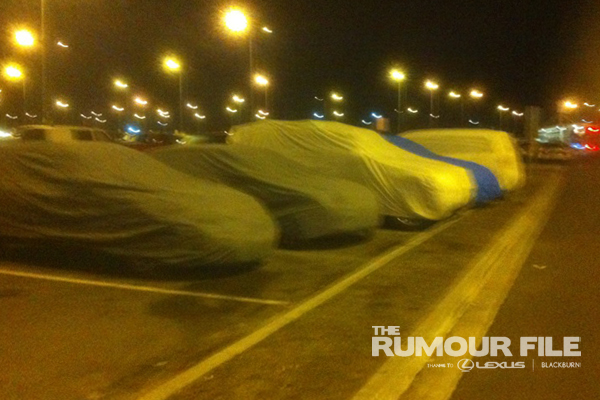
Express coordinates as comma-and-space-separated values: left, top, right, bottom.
135, 217, 460, 400
352, 172, 564, 400
0, 269, 289, 306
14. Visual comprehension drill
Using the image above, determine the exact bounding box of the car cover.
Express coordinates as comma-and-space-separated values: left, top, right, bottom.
228, 120, 476, 221
150, 144, 380, 242
383, 135, 502, 204
402, 129, 525, 191
0, 141, 277, 268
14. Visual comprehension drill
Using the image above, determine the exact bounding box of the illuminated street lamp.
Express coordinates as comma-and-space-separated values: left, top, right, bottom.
3, 64, 27, 116
469, 89, 484, 126
448, 91, 464, 126
390, 69, 406, 132
425, 80, 439, 125
163, 56, 184, 132
15, 29, 35, 47
224, 8, 272, 119
254, 74, 269, 112
114, 79, 128, 89
497, 105, 510, 129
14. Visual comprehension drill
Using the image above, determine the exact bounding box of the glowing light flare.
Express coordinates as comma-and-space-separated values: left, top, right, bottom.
186, 103, 198, 109
262, 27, 273, 33
390, 69, 406, 82
55, 100, 69, 108
57, 41, 69, 48
587, 127, 600, 133
164, 57, 181, 71
255, 114, 266, 120
80, 114, 92, 119
232, 95, 245, 103
371, 113, 383, 119
91, 111, 102, 117
226, 107, 238, 113
313, 113, 324, 119
361, 120, 372, 125
94, 118, 107, 123
127, 126, 141, 134
332, 111, 344, 117
254, 74, 269, 86
563, 101, 578, 109
134, 113, 146, 119
257, 109, 269, 116
25, 113, 37, 118
157, 121, 168, 126
15, 29, 35, 47
114, 79, 128, 89
429, 114, 440, 119
512, 111, 524, 117
407, 108, 418, 114
330, 93, 343, 101
584, 102, 596, 107
6, 114, 18, 119
497, 105, 510, 112
468, 119, 480, 125
112, 105, 124, 112
134, 97, 148, 106
470, 90, 484, 99
314, 97, 324, 101
194, 113, 206, 119
425, 80, 439, 91
224, 9, 248, 33
4, 65, 23, 80
448, 91, 461, 98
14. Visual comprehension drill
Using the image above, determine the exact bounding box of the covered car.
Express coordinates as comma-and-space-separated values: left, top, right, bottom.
150, 144, 380, 242
228, 120, 476, 222
401, 129, 525, 191
0, 141, 277, 268
383, 135, 502, 204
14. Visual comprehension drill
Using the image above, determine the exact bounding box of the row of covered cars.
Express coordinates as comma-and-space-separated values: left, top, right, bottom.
0, 120, 524, 270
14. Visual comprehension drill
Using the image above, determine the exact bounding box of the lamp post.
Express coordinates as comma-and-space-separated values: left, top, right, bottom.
448, 91, 463, 126
4, 64, 26, 117
254, 74, 269, 112
497, 105, 510, 130
390, 69, 406, 133
163, 56, 183, 132
224, 8, 272, 120
425, 80, 439, 126
469, 89, 484, 126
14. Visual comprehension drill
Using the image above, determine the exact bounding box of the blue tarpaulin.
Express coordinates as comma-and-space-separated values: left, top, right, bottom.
384, 135, 502, 204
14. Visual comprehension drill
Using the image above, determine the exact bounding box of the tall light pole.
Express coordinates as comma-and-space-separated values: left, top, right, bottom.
469, 89, 484, 126
448, 91, 463, 126
425, 80, 439, 126
4, 64, 26, 117
497, 105, 510, 130
163, 56, 183, 132
390, 69, 406, 133
254, 74, 269, 112
224, 8, 272, 120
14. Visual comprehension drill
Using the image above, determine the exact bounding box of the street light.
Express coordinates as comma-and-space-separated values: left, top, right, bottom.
469, 89, 484, 126
390, 69, 406, 133
163, 56, 184, 132
15, 29, 35, 47
425, 80, 439, 125
254, 74, 269, 112
497, 105, 510, 129
448, 91, 463, 126
3, 64, 26, 116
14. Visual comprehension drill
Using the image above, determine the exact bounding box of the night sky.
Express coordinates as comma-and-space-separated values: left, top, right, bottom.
0, 0, 595, 130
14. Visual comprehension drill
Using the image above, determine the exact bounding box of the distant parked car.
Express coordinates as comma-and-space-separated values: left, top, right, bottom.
14, 125, 113, 142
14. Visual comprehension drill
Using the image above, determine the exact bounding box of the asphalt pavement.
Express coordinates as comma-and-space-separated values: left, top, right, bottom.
0, 158, 595, 400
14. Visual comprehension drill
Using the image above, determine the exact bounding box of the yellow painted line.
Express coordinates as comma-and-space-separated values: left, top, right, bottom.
0, 269, 289, 306
351, 172, 565, 400
135, 217, 460, 400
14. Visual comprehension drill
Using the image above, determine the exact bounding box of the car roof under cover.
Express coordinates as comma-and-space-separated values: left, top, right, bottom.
0, 141, 277, 268
150, 144, 380, 242
228, 120, 476, 221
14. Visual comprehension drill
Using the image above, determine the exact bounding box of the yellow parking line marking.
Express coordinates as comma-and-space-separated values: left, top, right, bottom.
351, 171, 565, 400
0, 269, 290, 306
136, 217, 460, 400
